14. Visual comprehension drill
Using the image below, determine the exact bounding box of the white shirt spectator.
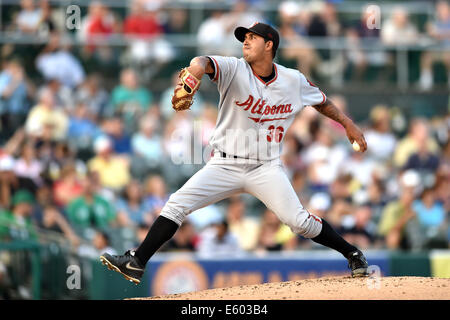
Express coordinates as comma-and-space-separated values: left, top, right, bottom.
14, 158, 43, 186
197, 225, 243, 258
197, 12, 227, 55
365, 129, 397, 161
36, 50, 85, 88
16, 8, 42, 33
342, 155, 377, 187
381, 8, 418, 45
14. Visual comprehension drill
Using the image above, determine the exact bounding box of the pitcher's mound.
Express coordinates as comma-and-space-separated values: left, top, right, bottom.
134, 276, 450, 300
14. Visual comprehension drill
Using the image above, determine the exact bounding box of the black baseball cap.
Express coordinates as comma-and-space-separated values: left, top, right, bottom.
234, 22, 280, 52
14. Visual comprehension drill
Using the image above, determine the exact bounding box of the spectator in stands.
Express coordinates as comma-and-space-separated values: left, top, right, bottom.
37, 0, 56, 37
355, 5, 383, 41
257, 209, 297, 251
364, 105, 397, 162
225, 196, 260, 251
419, 0, 450, 91
101, 116, 132, 155
115, 180, 154, 227
130, 114, 163, 177
403, 131, 440, 175
110, 68, 153, 133
345, 5, 387, 80
78, 230, 117, 258
40, 206, 80, 247
52, 162, 83, 208
161, 220, 197, 252
162, 8, 188, 34
394, 118, 440, 169
13, 141, 43, 189
412, 187, 448, 249
78, 1, 117, 57
43, 78, 73, 114
67, 101, 103, 155
433, 165, 450, 214
39, 141, 78, 184
15, 0, 42, 34
24, 87, 68, 141
278, 1, 319, 78
304, 126, 347, 191
344, 28, 367, 81
381, 7, 418, 45
123, 0, 175, 67
143, 174, 169, 217
66, 173, 116, 231
439, 140, 450, 173
343, 149, 378, 188
35, 33, 85, 88
123, 0, 163, 37
197, 220, 242, 257
305, 144, 332, 192
378, 170, 420, 250
74, 73, 110, 121
328, 173, 353, 203
29, 181, 50, 221
338, 205, 377, 249
0, 190, 37, 241
197, 10, 228, 55
0, 59, 30, 140
366, 180, 389, 225
0, 152, 18, 209
87, 135, 130, 192
320, 1, 342, 37
306, 1, 328, 38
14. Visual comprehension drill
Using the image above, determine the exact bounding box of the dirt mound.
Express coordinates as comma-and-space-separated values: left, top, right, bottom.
135, 276, 450, 300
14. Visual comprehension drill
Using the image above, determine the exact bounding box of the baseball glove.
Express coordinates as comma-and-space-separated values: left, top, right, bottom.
171, 68, 201, 111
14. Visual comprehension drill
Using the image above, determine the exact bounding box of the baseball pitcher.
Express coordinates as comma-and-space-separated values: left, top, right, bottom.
100, 22, 369, 285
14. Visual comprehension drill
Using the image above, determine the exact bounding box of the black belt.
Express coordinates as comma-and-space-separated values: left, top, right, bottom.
221, 151, 238, 159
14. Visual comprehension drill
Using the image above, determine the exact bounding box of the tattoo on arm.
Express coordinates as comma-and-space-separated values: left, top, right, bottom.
312, 99, 352, 127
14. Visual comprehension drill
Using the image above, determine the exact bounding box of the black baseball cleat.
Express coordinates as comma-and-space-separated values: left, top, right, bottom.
347, 250, 369, 277
100, 250, 145, 284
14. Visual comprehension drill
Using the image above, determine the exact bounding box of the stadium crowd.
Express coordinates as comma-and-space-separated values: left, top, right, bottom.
0, 0, 449, 259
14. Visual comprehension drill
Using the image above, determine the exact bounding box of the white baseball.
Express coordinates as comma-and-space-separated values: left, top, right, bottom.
352, 141, 361, 152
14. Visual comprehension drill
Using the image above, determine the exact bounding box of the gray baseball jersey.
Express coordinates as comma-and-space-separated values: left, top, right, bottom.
208, 55, 326, 161
160, 56, 325, 240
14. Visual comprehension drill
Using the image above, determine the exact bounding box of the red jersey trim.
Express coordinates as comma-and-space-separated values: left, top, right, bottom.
252, 64, 278, 86
319, 91, 326, 105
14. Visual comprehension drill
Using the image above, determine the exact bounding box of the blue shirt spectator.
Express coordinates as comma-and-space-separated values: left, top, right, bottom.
115, 197, 153, 226
0, 60, 29, 115
68, 103, 103, 150
404, 152, 440, 173
36, 34, 85, 88
413, 199, 445, 228
131, 115, 163, 167
116, 180, 154, 227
